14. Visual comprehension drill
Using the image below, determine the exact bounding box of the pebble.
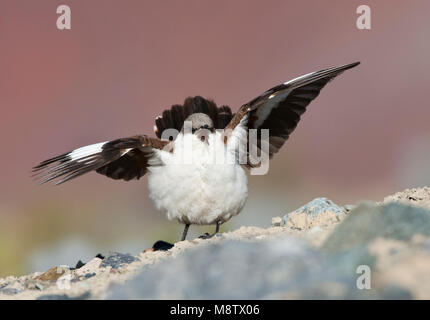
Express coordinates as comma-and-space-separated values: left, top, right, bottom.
74, 258, 102, 277
100, 252, 138, 269
271, 216, 283, 227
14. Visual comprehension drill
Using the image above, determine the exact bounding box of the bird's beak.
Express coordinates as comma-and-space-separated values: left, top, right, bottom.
196, 129, 211, 144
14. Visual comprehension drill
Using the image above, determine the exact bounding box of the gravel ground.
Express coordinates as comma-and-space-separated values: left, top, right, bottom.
1, 187, 430, 299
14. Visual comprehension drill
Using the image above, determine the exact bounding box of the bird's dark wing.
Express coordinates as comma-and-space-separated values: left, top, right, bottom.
32, 135, 171, 184
225, 62, 360, 166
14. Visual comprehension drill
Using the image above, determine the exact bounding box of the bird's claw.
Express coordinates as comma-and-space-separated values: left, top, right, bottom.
198, 232, 212, 239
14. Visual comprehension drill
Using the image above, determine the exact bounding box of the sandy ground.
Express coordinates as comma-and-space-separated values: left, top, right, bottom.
1, 186, 429, 299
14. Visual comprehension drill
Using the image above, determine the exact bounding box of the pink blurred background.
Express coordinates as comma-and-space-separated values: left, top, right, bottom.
1, 0, 430, 276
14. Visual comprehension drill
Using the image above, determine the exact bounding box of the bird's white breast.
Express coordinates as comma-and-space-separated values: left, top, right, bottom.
147, 132, 248, 225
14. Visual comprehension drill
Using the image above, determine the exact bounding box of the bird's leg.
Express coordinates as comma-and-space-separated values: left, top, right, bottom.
214, 221, 220, 234
181, 224, 190, 241
199, 221, 221, 239
150, 223, 189, 252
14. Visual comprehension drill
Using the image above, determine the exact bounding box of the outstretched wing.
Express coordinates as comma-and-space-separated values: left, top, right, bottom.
225, 62, 360, 166
32, 135, 170, 185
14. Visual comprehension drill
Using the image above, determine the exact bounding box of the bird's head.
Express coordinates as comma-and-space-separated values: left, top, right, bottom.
182, 113, 215, 142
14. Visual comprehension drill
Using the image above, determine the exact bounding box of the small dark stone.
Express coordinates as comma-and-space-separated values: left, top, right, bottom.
75, 260, 85, 269
100, 252, 138, 269
35, 283, 44, 291
152, 240, 174, 251
84, 273, 96, 279
95, 253, 105, 260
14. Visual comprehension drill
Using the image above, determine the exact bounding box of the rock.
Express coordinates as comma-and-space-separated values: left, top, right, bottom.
283, 197, 345, 230
108, 238, 319, 299
343, 204, 357, 212
107, 201, 430, 299
0, 288, 21, 295
322, 202, 430, 253
107, 234, 412, 299
3, 187, 430, 300
35, 266, 70, 282
152, 240, 175, 252
0, 279, 24, 295
74, 258, 102, 277
383, 186, 430, 210
320, 202, 430, 299
271, 216, 283, 227
36, 292, 91, 300
100, 252, 138, 269
35, 283, 44, 291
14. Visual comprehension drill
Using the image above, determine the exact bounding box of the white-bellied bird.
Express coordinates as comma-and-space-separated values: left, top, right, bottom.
33, 62, 360, 242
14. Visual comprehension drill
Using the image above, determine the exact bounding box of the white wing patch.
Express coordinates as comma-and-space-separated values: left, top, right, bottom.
69, 141, 107, 161
283, 70, 316, 85
121, 148, 132, 156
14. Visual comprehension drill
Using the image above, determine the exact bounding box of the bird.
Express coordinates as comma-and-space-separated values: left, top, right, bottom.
32, 62, 360, 242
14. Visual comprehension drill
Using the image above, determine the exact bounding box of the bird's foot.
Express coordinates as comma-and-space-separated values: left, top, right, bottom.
198, 232, 211, 239
198, 232, 221, 239
198, 222, 222, 239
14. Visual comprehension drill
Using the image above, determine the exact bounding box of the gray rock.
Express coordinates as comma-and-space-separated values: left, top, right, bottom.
322, 202, 430, 253
108, 238, 319, 299
6, 200, 428, 300
36, 292, 90, 300
282, 197, 346, 229
105, 202, 430, 299
0, 287, 21, 295
107, 234, 411, 299
100, 252, 138, 269
290, 197, 345, 216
